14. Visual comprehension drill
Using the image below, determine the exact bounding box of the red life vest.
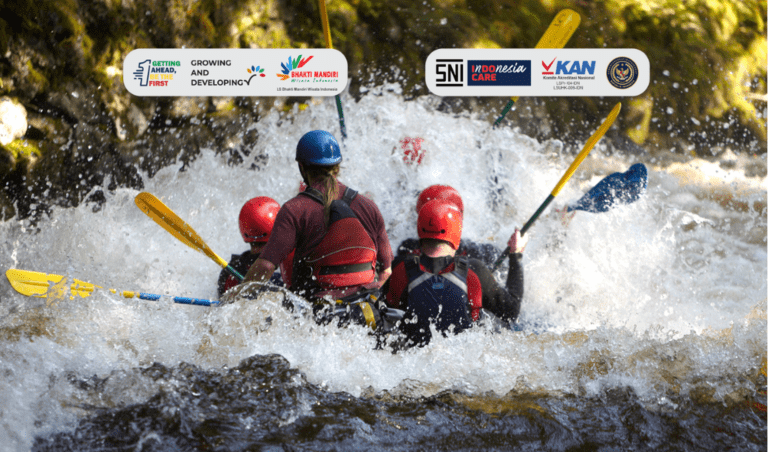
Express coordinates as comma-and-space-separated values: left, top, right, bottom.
295, 187, 377, 292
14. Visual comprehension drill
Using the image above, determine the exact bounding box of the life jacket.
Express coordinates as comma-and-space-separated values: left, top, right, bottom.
294, 187, 377, 292
279, 249, 296, 289
403, 254, 472, 343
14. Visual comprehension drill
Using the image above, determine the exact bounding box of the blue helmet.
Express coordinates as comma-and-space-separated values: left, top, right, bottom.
296, 130, 342, 166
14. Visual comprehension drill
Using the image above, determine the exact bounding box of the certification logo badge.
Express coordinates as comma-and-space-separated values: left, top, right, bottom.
435, 59, 464, 87
606, 57, 639, 89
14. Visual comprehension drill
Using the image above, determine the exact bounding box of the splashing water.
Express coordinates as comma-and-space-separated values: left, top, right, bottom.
1, 87, 765, 450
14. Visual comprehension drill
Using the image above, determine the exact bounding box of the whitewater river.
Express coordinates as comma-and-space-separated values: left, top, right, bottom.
1, 88, 766, 450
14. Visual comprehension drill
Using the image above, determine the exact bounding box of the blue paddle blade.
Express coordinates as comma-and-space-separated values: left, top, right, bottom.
568, 163, 648, 213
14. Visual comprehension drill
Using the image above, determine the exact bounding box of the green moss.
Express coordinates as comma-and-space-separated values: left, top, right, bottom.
25, 61, 48, 93
4, 139, 42, 160
626, 97, 654, 145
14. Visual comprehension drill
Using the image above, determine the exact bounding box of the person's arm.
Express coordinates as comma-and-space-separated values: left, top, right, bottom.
383, 262, 407, 309
245, 258, 277, 283
376, 266, 392, 287
470, 229, 527, 322
469, 258, 522, 322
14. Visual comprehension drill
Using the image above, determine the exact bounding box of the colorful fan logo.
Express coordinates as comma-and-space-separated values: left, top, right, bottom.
244, 65, 266, 85
247, 65, 265, 76
277, 55, 314, 80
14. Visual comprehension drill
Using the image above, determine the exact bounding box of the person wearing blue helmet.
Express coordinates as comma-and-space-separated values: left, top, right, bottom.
244, 130, 393, 325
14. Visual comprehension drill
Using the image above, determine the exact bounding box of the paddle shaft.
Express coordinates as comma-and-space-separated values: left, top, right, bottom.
492, 102, 622, 270
319, 0, 347, 139
134, 193, 244, 282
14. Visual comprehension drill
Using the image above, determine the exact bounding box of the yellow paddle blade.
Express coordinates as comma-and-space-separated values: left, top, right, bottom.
509, 9, 581, 104
5, 268, 63, 297
70, 278, 99, 299
536, 9, 581, 49
551, 102, 622, 197
134, 192, 229, 269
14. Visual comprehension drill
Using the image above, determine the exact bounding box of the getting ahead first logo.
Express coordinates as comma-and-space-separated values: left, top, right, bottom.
133, 59, 178, 87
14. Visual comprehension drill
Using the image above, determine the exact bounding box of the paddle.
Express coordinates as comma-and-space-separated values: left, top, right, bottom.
5, 268, 219, 306
134, 192, 244, 282
493, 9, 581, 128
319, 0, 347, 139
567, 163, 648, 213
492, 102, 622, 270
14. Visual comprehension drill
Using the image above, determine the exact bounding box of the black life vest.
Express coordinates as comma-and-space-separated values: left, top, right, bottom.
294, 187, 377, 292
403, 254, 472, 343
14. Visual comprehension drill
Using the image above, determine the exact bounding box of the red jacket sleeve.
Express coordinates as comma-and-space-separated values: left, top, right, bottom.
467, 269, 482, 321
384, 261, 408, 309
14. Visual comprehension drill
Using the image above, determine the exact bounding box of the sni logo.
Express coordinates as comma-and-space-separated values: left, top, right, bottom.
435, 59, 464, 87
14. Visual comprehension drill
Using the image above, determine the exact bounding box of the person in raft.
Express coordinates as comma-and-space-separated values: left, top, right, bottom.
382, 198, 527, 346
243, 130, 393, 325
217, 196, 286, 297
392, 184, 503, 268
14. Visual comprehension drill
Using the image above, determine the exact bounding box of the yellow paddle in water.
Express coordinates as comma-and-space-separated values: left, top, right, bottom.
492, 102, 622, 270
493, 9, 581, 128
134, 192, 244, 281
5, 268, 219, 306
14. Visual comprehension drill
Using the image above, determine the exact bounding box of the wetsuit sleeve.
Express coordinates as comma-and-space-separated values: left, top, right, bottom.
468, 254, 524, 323
383, 261, 408, 309
217, 252, 245, 297
217, 266, 232, 298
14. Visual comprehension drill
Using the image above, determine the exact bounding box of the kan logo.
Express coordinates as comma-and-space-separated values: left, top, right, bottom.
542, 58, 596, 75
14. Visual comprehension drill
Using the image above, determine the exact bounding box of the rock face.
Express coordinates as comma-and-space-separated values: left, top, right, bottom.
0, 0, 765, 221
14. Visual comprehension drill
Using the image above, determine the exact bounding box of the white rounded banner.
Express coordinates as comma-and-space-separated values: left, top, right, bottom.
425, 48, 649, 97
123, 49, 348, 97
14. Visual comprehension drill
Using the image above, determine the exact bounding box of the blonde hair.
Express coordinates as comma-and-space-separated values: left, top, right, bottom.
303, 163, 341, 226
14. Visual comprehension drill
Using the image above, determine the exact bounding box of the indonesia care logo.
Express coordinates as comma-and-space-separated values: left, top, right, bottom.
133, 59, 179, 87
606, 57, 639, 89
277, 54, 339, 83
467, 60, 530, 86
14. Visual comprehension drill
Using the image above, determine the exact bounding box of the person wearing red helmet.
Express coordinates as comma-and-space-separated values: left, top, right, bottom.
383, 198, 527, 346
415, 184, 464, 214
393, 184, 503, 268
244, 130, 393, 313
217, 196, 285, 297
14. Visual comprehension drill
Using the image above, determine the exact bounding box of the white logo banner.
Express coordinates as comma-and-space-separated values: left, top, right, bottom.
425, 48, 649, 97
123, 49, 348, 97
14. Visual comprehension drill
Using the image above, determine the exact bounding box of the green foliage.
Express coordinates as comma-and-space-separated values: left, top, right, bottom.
0, 0, 764, 154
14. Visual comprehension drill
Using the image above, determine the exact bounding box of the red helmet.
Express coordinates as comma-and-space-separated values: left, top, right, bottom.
239, 197, 280, 243
416, 185, 464, 214
417, 199, 463, 250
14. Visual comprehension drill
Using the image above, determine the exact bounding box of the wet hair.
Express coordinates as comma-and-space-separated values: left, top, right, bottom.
302, 163, 341, 226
